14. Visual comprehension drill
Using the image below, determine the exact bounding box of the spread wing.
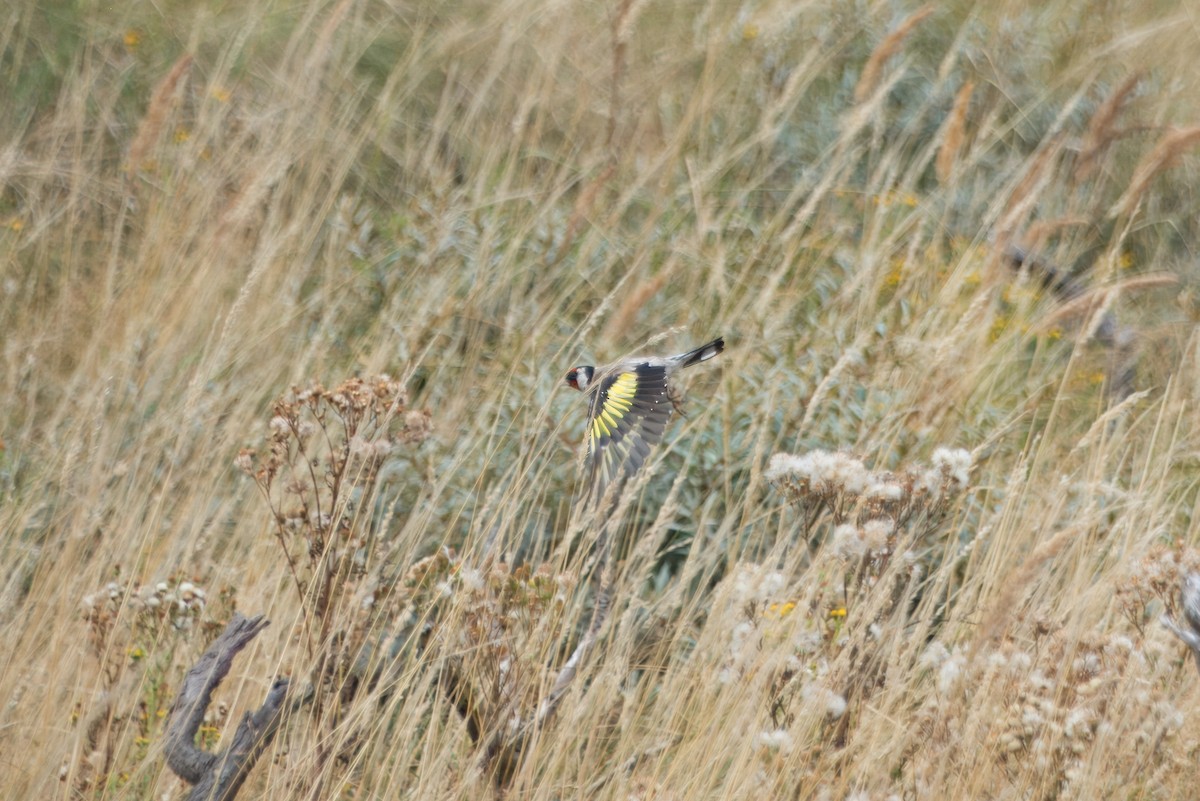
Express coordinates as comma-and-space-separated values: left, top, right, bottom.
584, 363, 673, 498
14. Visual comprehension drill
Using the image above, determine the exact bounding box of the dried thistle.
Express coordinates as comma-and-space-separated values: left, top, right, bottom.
1119, 547, 1200, 634
239, 375, 432, 639
767, 446, 971, 528
766, 445, 972, 611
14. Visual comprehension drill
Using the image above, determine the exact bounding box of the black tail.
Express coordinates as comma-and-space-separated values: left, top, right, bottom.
678, 337, 724, 369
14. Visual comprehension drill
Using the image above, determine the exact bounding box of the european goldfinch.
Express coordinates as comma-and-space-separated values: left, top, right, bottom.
565, 337, 724, 494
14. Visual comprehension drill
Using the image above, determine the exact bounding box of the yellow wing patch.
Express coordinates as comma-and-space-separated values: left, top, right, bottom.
590, 372, 638, 442
607, 372, 638, 402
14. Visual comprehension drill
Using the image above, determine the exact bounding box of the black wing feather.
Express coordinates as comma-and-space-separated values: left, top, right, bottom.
585, 363, 673, 496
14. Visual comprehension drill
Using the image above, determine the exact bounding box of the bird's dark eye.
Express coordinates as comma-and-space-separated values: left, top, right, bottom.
566, 369, 577, 385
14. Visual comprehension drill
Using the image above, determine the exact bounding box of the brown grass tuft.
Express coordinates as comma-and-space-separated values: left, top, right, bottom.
936, 80, 974, 185
1112, 125, 1200, 217
976, 522, 1082, 648
854, 5, 934, 104
126, 54, 194, 180
997, 135, 1065, 241
602, 270, 669, 343
554, 163, 616, 267
1075, 73, 1141, 182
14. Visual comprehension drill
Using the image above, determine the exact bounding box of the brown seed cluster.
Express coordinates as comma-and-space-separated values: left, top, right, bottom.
237, 375, 431, 488
1116, 546, 1200, 633
233, 375, 436, 689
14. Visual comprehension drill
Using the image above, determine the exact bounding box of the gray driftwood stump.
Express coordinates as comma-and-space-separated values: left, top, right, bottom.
1164, 574, 1200, 674
164, 613, 289, 801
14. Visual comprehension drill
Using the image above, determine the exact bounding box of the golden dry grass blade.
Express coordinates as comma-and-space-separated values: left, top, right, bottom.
5, 3, 1200, 800
1034, 272, 1180, 333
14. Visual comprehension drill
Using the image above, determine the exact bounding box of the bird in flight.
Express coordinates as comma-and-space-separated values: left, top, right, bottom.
565, 337, 724, 498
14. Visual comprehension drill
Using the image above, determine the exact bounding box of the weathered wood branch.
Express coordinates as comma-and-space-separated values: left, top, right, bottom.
1163, 573, 1200, 674
164, 612, 290, 801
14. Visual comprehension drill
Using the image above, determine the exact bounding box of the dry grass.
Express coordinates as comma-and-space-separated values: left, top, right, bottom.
4, 1, 1200, 799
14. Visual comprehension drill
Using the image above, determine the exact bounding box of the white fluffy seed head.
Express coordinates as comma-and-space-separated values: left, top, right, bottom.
931, 447, 972, 486
833, 524, 866, 560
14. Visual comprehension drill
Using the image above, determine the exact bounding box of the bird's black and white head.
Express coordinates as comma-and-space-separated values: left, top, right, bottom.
565, 365, 595, 392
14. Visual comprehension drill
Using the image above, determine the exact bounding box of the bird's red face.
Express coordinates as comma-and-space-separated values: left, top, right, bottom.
565, 366, 593, 391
